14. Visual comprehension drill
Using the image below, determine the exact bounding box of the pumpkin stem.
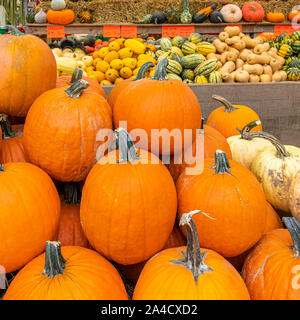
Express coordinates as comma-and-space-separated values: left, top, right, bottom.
0, 163, 4, 171
5, 24, 24, 36
0, 113, 17, 139
114, 128, 140, 163
63, 182, 81, 205
65, 79, 89, 99
42, 241, 66, 279
283, 217, 300, 258
244, 131, 290, 158
171, 210, 212, 284
237, 120, 262, 139
152, 58, 168, 81
212, 95, 238, 113
134, 61, 155, 81
213, 150, 231, 174
69, 68, 84, 84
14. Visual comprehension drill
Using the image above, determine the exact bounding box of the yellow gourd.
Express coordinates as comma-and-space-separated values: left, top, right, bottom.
101, 80, 112, 85
120, 67, 132, 79
110, 59, 123, 71
93, 58, 102, 68
56, 57, 77, 76
104, 51, 119, 63
96, 60, 110, 73
105, 68, 119, 82
98, 47, 110, 59
122, 58, 137, 70
82, 55, 94, 67
93, 71, 105, 83
118, 47, 133, 59
115, 77, 124, 84
115, 38, 126, 48
109, 41, 120, 52
124, 39, 146, 55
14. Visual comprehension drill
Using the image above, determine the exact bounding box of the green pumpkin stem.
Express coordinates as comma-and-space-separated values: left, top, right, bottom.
0, 113, 17, 139
213, 150, 231, 174
212, 95, 238, 113
152, 58, 168, 81
245, 131, 290, 158
134, 61, 155, 81
171, 210, 212, 284
283, 217, 300, 258
114, 128, 140, 163
65, 79, 89, 99
63, 182, 81, 205
70, 68, 84, 84
42, 241, 66, 279
237, 120, 262, 139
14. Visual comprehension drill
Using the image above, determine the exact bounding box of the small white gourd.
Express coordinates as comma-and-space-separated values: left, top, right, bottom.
34, 9, 47, 24
51, 0, 66, 11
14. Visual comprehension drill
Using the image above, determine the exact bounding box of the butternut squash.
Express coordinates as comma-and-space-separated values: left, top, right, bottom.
242, 36, 263, 49
243, 64, 263, 76
253, 43, 270, 54
232, 40, 246, 51
270, 58, 284, 73
249, 74, 260, 83
235, 69, 250, 82
219, 32, 229, 42
219, 61, 236, 75
263, 65, 273, 77
222, 72, 235, 83
225, 36, 240, 46
239, 48, 252, 61
224, 26, 241, 37
247, 54, 270, 65
213, 39, 228, 53
235, 58, 244, 69
260, 74, 272, 82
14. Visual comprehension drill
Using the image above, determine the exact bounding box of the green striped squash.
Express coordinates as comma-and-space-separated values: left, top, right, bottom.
171, 36, 186, 48
146, 51, 156, 59
289, 59, 300, 69
166, 59, 183, 75
181, 53, 206, 69
188, 33, 203, 44
194, 59, 219, 77
196, 42, 216, 56
170, 53, 183, 64
160, 38, 172, 52
181, 69, 195, 81
292, 31, 300, 41
287, 67, 300, 81
170, 46, 184, 57
167, 73, 182, 81
181, 41, 197, 55
292, 40, 300, 53
194, 75, 208, 83
208, 71, 222, 83
155, 49, 165, 58
278, 44, 293, 58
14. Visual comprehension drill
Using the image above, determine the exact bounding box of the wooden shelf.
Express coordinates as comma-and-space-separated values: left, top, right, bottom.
25, 22, 288, 36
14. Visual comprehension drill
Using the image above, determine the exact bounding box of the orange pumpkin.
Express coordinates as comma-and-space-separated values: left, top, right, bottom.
80, 128, 177, 265
177, 150, 267, 257
56, 68, 106, 100
289, 11, 300, 23
113, 58, 202, 155
168, 124, 232, 183
0, 162, 60, 273
107, 61, 154, 110
3, 241, 128, 300
266, 12, 285, 23
23, 80, 113, 182
207, 95, 262, 138
55, 182, 89, 248
0, 32, 56, 116
133, 211, 250, 300
46, 9, 75, 25
242, 217, 300, 300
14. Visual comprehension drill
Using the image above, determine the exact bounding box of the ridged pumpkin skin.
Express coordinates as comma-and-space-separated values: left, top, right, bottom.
80, 131, 177, 265
168, 125, 232, 182
207, 95, 262, 138
242, 227, 300, 300
23, 81, 113, 182
177, 152, 267, 257
4, 245, 128, 300
0, 163, 60, 273
289, 171, 300, 223
0, 34, 56, 116
0, 136, 27, 163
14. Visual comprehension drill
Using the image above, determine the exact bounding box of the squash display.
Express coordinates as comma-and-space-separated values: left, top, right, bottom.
113, 58, 202, 155
242, 217, 300, 300
289, 170, 300, 223
80, 129, 177, 265
4, 241, 128, 300
0, 162, 60, 273
133, 211, 250, 300
177, 150, 267, 257
0, 30, 56, 117
23, 80, 113, 182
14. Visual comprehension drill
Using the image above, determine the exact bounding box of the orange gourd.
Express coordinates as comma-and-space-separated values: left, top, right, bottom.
0, 30, 56, 117
4, 241, 128, 300
266, 12, 285, 23
207, 95, 262, 138
0, 162, 60, 273
177, 150, 267, 257
242, 217, 300, 300
289, 11, 300, 23
80, 129, 177, 265
23, 80, 113, 182
46, 9, 75, 25
133, 211, 250, 300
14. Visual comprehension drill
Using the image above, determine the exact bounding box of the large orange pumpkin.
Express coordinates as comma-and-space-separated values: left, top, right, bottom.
80, 128, 177, 265
0, 162, 60, 273
0, 31, 56, 116
207, 95, 262, 138
3, 241, 128, 300
133, 211, 250, 300
23, 80, 113, 182
177, 150, 267, 257
168, 124, 232, 182
113, 58, 202, 155
242, 217, 300, 300
107, 61, 154, 110
46, 9, 75, 25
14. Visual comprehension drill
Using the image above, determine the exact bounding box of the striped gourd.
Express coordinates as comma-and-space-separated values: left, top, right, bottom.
281, 39, 294, 46
287, 67, 300, 81
194, 75, 208, 83
183, 79, 193, 84
292, 31, 300, 41
146, 51, 156, 58
155, 49, 165, 58
181, 53, 205, 69
181, 41, 197, 55
278, 44, 293, 58
157, 52, 170, 62
170, 53, 183, 64
196, 42, 216, 56
167, 73, 182, 81
194, 59, 219, 77
188, 33, 203, 44
181, 69, 195, 81
170, 46, 184, 57
160, 38, 172, 52
171, 36, 186, 48
292, 40, 300, 53
208, 71, 222, 83
289, 59, 300, 69
166, 59, 183, 75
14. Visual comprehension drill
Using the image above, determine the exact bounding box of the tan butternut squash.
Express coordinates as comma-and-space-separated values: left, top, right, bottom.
213, 39, 228, 53
243, 64, 264, 76
249, 74, 260, 82
235, 69, 250, 82
247, 54, 271, 65
242, 36, 263, 49
253, 43, 270, 54
224, 26, 241, 37
219, 32, 229, 42
239, 48, 252, 61
263, 65, 273, 77
235, 58, 244, 69
232, 40, 246, 51
219, 61, 236, 75
260, 74, 272, 82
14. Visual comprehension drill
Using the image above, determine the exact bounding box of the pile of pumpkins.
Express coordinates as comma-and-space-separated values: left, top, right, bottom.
0, 28, 300, 301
